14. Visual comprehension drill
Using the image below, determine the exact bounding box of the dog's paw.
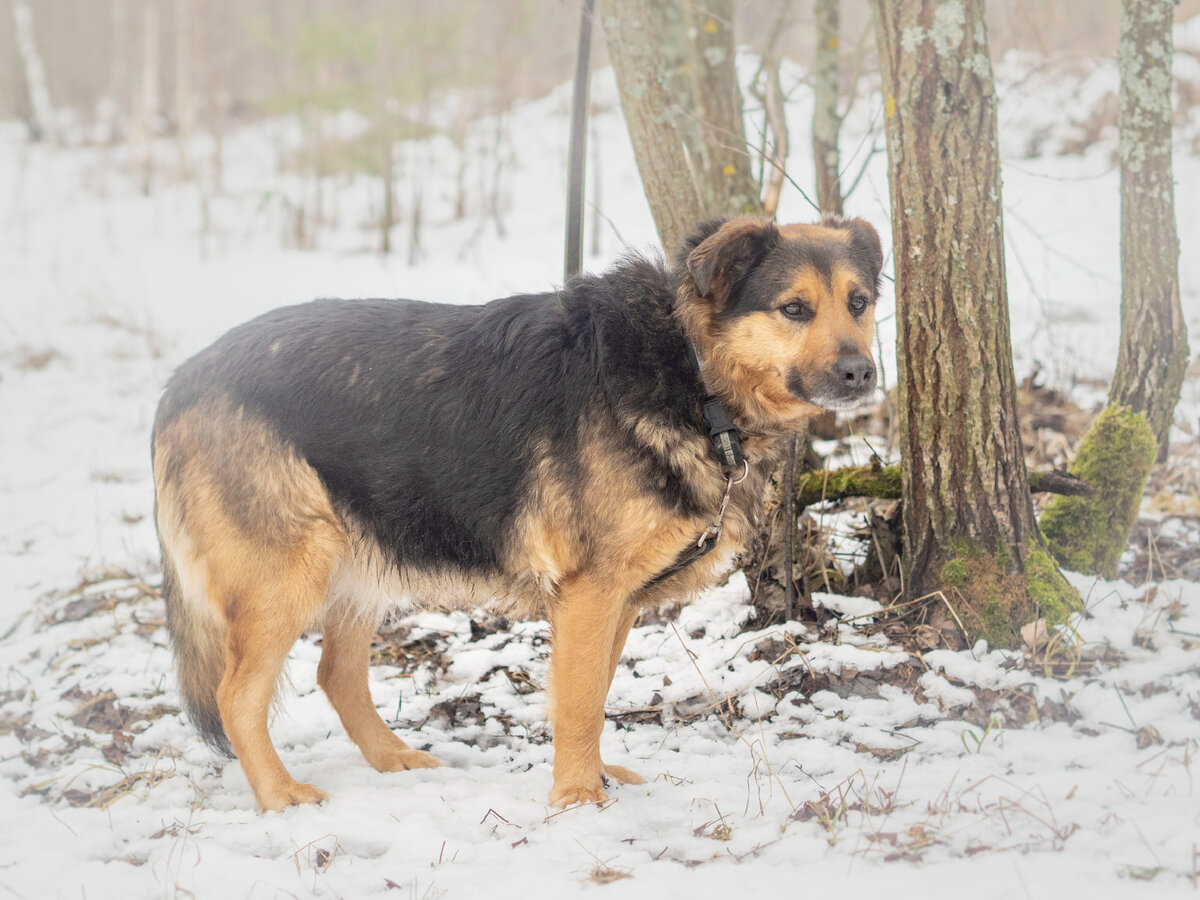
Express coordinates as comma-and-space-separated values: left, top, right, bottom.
603, 764, 645, 785
548, 783, 610, 808
256, 780, 328, 813
373, 748, 442, 772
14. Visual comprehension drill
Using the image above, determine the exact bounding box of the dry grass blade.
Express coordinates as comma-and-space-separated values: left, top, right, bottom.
667, 621, 793, 810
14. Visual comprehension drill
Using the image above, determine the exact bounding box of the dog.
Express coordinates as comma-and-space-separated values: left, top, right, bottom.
151, 216, 882, 812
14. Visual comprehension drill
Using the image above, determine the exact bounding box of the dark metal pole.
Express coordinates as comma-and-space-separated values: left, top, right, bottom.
564, 0, 595, 280
784, 436, 797, 620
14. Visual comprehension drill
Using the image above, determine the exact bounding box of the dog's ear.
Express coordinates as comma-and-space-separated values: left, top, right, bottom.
824, 216, 884, 294
686, 219, 779, 303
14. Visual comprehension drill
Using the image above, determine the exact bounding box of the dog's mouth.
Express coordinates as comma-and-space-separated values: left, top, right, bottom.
787, 361, 878, 411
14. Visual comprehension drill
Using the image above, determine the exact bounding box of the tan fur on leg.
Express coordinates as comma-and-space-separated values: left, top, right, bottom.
547, 575, 626, 807
204, 497, 346, 811
218, 608, 328, 812
601, 604, 645, 787
318, 610, 441, 773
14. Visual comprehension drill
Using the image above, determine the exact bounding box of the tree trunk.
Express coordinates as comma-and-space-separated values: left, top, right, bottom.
11, 0, 58, 143
813, 0, 843, 215
759, 54, 788, 218
110, 0, 129, 138
602, 0, 706, 253
1110, 0, 1189, 460
131, 0, 160, 195
680, 0, 760, 216
872, 0, 1078, 646
602, 0, 760, 254
381, 137, 395, 255
1040, 0, 1187, 578
173, 0, 195, 180
196, 0, 225, 194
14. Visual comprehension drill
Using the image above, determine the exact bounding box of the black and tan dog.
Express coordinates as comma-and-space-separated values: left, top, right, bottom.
151, 216, 882, 812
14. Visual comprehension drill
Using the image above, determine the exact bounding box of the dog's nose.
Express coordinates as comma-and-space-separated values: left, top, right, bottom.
834, 355, 875, 391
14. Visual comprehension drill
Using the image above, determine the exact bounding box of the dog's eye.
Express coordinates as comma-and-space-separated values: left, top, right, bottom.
781, 300, 813, 322
849, 294, 871, 316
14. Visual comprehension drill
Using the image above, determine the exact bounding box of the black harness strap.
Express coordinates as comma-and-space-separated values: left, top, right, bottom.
645, 531, 721, 588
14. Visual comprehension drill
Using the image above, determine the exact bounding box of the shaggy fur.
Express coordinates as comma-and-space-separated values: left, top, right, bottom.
152, 216, 883, 811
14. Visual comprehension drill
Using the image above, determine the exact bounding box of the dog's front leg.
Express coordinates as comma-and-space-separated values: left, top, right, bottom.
546, 574, 625, 807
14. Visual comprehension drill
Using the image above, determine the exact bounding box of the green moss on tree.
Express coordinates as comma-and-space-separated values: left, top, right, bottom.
794, 460, 901, 506
1023, 544, 1080, 626
935, 538, 1082, 649
1040, 404, 1158, 578
940, 557, 969, 588
793, 463, 1089, 508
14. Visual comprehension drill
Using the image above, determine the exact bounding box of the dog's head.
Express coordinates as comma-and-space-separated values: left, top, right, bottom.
676, 216, 883, 429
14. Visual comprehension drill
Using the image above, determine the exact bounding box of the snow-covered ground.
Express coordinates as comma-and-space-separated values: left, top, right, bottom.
1, 45, 1198, 900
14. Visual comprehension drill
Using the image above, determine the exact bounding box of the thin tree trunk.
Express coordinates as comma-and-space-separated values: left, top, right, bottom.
110, 0, 129, 139
197, 0, 225, 194
813, 0, 843, 215
602, 0, 706, 253
680, 0, 760, 215
590, 120, 603, 257
760, 55, 788, 218
602, 0, 761, 252
381, 138, 395, 255
1039, 0, 1187, 577
1110, 0, 1189, 459
11, 0, 58, 143
378, 1, 396, 255
872, 0, 1078, 645
131, 0, 160, 194
174, 0, 195, 179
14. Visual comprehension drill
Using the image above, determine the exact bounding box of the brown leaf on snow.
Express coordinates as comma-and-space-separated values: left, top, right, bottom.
854, 742, 911, 762
1020, 618, 1049, 647
62, 789, 93, 807
608, 706, 663, 730
589, 865, 633, 885
427, 693, 485, 728
962, 686, 1039, 728
102, 731, 136, 765
748, 637, 790, 663
1039, 697, 1082, 724
21, 747, 52, 769
1135, 725, 1164, 749
65, 689, 134, 733
502, 667, 542, 695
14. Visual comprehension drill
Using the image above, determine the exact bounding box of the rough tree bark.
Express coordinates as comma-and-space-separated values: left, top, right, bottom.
813, 0, 844, 215
602, 0, 760, 253
1110, 0, 1189, 458
871, 0, 1079, 645
1040, 0, 1187, 577
680, 0, 760, 217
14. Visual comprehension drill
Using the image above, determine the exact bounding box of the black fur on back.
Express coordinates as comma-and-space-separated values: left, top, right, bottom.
155, 253, 711, 575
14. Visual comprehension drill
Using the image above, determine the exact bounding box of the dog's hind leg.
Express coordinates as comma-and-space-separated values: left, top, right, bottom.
317, 609, 441, 773
214, 524, 345, 812
601, 603, 645, 787
219, 605, 326, 812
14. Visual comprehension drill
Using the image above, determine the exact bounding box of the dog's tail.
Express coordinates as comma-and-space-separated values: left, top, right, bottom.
161, 551, 233, 756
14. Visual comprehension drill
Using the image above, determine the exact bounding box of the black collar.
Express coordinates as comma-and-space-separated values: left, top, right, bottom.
636, 342, 749, 590
640, 339, 751, 591
686, 341, 746, 470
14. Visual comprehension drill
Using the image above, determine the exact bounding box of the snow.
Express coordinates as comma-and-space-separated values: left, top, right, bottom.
1, 38, 1199, 900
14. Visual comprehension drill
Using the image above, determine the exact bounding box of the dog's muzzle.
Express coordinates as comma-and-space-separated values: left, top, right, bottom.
788, 355, 878, 410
